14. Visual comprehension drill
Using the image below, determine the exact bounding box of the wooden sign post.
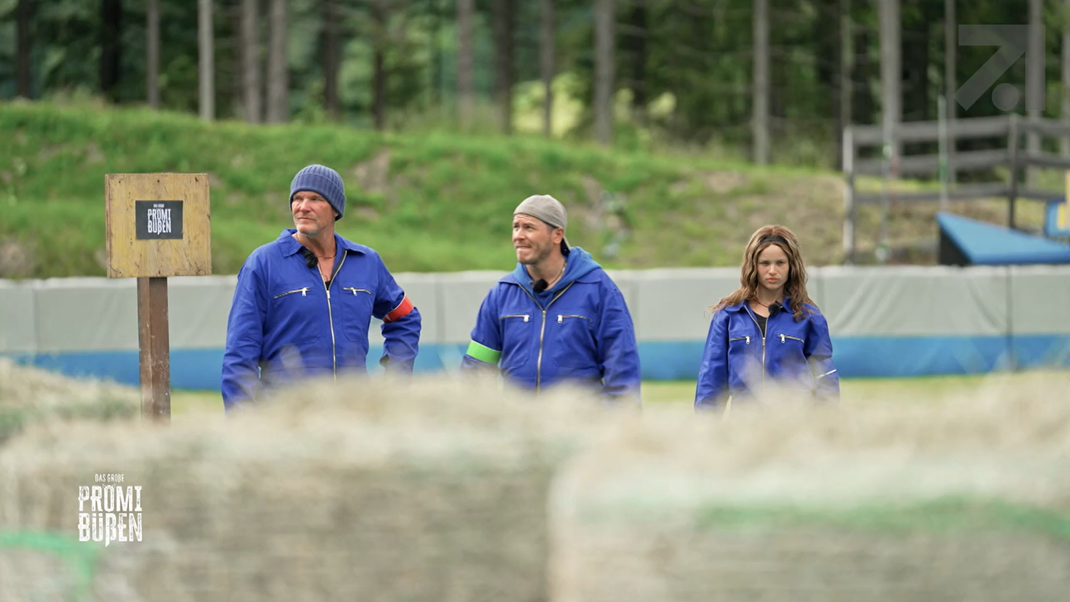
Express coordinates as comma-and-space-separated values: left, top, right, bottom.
105, 174, 211, 422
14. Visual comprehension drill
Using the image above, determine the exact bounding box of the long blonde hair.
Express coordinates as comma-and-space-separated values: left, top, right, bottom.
711, 225, 816, 321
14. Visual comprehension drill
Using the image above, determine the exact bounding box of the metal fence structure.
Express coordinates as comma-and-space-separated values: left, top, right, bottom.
842, 114, 1070, 264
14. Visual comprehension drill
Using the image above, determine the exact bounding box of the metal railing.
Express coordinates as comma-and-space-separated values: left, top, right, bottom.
842, 114, 1070, 263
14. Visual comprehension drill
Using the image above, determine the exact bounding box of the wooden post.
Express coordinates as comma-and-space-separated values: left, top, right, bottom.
1026, 0, 1043, 188
1007, 115, 1019, 230
138, 277, 171, 422
106, 173, 212, 423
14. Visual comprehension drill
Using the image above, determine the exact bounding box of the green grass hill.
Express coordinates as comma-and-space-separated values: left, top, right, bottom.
0, 100, 1041, 279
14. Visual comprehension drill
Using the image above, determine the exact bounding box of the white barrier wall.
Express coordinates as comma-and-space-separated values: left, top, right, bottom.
1, 266, 1068, 387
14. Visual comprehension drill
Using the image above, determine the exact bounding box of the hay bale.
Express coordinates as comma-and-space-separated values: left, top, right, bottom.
0, 374, 614, 602
0, 531, 100, 602
0, 359, 138, 445
550, 372, 1070, 602
0, 548, 78, 601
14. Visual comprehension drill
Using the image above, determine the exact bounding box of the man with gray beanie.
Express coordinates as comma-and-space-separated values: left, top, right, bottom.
222, 164, 421, 411
461, 194, 641, 403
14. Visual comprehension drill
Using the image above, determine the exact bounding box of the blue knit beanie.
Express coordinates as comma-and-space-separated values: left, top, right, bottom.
290, 164, 346, 221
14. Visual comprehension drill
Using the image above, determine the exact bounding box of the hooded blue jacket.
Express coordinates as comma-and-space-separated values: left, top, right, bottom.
221, 229, 421, 410
460, 247, 641, 402
695, 299, 838, 408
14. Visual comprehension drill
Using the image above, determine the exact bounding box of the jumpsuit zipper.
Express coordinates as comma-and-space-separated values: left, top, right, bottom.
744, 305, 768, 396
517, 282, 575, 391
319, 252, 347, 380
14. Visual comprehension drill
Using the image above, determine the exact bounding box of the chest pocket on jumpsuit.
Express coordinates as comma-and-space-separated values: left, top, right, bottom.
726, 327, 755, 375
773, 329, 811, 389
774, 331, 807, 362
335, 285, 375, 343
552, 312, 598, 368
271, 286, 321, 346
500, 313, 534, 366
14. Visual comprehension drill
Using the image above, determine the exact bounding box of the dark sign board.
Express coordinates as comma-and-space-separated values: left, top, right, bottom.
135, 200, 183, 240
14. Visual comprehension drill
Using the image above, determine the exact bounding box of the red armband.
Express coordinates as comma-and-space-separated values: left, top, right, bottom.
383, 295, 414, 323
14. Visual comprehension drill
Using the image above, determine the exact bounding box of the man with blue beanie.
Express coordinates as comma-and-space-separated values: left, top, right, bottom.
222, 164, 421, 411
460, 194, 641, 403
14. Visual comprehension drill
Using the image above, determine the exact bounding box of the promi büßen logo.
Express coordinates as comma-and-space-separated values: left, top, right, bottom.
135, 200, 183, 240
77, 473, 143, 546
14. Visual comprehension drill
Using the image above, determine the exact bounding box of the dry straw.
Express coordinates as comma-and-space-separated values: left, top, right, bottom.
0, 358, 139, 446
6, 359, 1069, 602
0, 367, 623, 602
550, 371, 1070, 602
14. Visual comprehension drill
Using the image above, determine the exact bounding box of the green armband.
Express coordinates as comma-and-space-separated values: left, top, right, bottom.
465, 340, 501, 365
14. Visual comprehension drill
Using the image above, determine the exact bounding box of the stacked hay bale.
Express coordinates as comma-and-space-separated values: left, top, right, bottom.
0, 373, 616, 602
0, 360, 140, 602
0, 358, 139, 445
549, 373, 1070, 602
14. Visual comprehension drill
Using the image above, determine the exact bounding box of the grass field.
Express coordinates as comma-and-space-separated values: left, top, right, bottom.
0, 100, 1051, 279
171, 370, 1063, 421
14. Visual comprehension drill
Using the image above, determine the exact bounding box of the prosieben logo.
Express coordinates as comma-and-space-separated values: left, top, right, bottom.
956, 24, 1044, 112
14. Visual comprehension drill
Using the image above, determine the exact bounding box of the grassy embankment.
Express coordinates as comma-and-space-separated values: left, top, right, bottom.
1, 100, 1048, 279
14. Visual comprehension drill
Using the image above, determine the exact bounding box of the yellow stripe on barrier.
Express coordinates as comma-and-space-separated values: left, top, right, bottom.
1063, 171, 1070, 230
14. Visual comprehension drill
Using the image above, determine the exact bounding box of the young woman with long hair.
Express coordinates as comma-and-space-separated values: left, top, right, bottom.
694, 225, 839, 409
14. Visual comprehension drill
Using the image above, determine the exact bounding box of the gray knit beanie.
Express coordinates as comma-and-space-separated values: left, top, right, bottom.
290, 164, 346, 221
